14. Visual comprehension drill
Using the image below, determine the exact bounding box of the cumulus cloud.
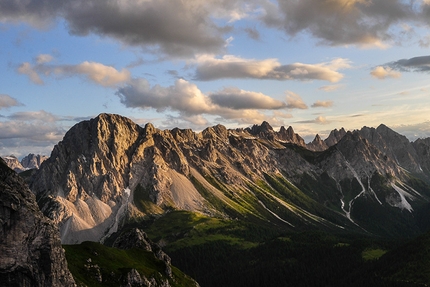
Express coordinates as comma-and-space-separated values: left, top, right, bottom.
194, 55, 350, 82
0, 94, 23, 109
370, 66, 402, 79
285, 91, 308, 109
311, 100, 333, 108
17, 55, 131, 87
2, 0, 430, 55
0, 0, 249, 57
116, 78, 286, 125
261, 0, 418, 47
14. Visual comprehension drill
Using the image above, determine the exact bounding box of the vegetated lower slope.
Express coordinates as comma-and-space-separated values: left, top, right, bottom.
109, 210, 406, 287
63, 241, 198, 287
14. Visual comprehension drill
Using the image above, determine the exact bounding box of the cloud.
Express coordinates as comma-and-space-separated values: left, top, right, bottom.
0, 94, 23, 109
370, 66, 402, 79
17, 55, 131, 87
194, 55, 350, 82
318, 85, 342, 92
244, 27, 260, 40
296, 116, 330, 125
311, 100, 333, 108
262, 0, 417, 47
285, 91, 308, 109
7, 110, 59, 122
0, 0, 246, 58
209, 87, 286, 109
116, 78, 286, 125
17, 62, 44, 85
392, 121, 430, 141
35, 54, 53, 64
388, 55, 430, 73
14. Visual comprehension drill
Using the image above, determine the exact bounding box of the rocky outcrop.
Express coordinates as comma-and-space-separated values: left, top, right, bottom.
113, 228, 173, 279
0, 158, 76, 286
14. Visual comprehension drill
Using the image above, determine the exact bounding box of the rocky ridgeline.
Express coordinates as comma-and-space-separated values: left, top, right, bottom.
29, 113, 430, 243
0, 158, 76, 286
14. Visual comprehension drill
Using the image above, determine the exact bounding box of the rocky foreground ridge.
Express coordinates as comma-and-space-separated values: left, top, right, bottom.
0, 158, 76, 286
29, 113, 430, 243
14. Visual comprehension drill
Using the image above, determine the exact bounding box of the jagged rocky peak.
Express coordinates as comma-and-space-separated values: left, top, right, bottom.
277, 126, 306, 147
324, 127, 347, 147
306, 134, 328, 151
0, 158, 76, 286
246, 121, 274, 137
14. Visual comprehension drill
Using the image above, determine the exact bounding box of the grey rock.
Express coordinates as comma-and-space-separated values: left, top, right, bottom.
0, 158, 76, 287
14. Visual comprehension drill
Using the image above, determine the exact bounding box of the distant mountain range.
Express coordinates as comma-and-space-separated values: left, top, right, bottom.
2, 154, 48, 173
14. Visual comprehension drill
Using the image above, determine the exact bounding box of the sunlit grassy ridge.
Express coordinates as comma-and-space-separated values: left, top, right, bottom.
63, 241, 196, 287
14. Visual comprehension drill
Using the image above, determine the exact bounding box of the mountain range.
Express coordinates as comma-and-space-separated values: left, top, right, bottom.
25, 114, 430, 243
3, 113, 430, 286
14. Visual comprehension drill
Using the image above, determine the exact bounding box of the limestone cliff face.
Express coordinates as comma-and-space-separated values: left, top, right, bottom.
0, 159, 76, 287
29, 114, 430, 242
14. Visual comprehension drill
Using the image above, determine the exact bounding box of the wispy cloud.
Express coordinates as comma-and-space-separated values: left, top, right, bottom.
296, 116, 330, 125
311, 100, 334, 108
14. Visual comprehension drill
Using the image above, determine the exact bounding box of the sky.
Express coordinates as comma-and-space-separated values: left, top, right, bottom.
1, 0, 430, 158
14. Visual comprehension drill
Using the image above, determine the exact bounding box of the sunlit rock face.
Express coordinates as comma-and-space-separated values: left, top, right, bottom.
29, 113, 430, 242
0, 158, 76, 287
